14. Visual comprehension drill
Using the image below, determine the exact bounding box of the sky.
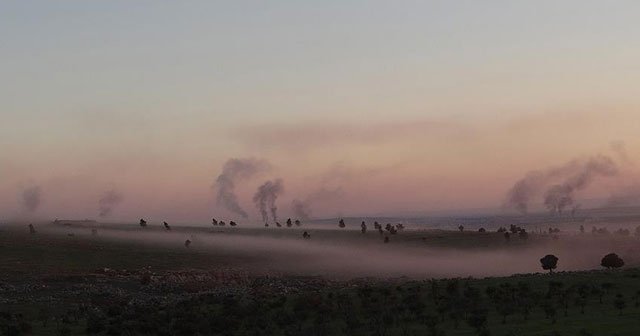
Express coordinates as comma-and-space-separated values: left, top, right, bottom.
1, 1, 640, 223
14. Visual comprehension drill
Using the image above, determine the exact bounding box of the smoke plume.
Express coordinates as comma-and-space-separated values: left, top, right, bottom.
291, 199, 312, 220
291, 187, 344, 220
22, 186, 42, 212
543, 155, 617, 214
99, 189, 124, 217
214, 158, 270, 218
505, 155, 618, 214
253, 179, 284, 224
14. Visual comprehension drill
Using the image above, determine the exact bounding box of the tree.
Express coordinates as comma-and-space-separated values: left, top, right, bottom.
614, 294, 626, 315
540, 255, 559, 273
286, 218, 292, 227
458, 225, 464, 232
139, 219, 147, 227
338, 219, 346, 228
601, 253, 624, 270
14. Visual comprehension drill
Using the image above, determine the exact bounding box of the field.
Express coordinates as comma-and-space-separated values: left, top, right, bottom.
1, 220, 640, 335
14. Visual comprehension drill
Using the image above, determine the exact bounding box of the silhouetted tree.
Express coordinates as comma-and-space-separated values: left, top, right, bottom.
615, 228, 630, 236
540, 254, 559, 273
219, 221, 226, 226
286, 218, 292, 227
229, 221, 237, 227
139, 219, 147, 227
339, 219, 346, 228
295, 219, 301, 226
212, 218, 218, 226
163, 221, 171, 231
601, 253, 624, 270
275, 222, 281, 227
458, 225, 464, 232
302, 231, 310, 239
518, 229, 529, 240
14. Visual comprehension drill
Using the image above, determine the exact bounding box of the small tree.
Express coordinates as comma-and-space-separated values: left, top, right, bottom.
540, 254, 559, 273
614, 294, 626, 315
601, 253, 624, 270
338, 219, 346, 228
458, 225, 464, 232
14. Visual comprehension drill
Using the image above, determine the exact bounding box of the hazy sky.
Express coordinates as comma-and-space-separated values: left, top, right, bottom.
1, 1, 640, 222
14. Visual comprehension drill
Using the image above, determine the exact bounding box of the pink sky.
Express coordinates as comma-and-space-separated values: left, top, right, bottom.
2, 2, 640, 222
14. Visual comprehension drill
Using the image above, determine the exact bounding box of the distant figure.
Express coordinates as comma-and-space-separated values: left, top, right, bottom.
219, 221, 226, 226
91, 228, 98, 236
361, 221, 367, 234
302, 231, 311, 239
163, 221, 171, 231
338, 219, 346, 228
28, 223, 36, 234
276, 222, 282, 227
374, 221, 381, 230
384, 236, 390, 243
229, 221, 237, 227
184, 239, 192, 248
139, 219, 147, 227
286, 218, 292, 227
295, 219, 301, 226
458, 225, 464, 232
212, 218, 218, 226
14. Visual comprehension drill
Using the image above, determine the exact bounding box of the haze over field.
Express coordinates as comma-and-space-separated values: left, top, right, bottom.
2, 2, 640, 223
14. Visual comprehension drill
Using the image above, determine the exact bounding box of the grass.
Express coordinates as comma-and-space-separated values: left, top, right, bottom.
1, 223, 640, 335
